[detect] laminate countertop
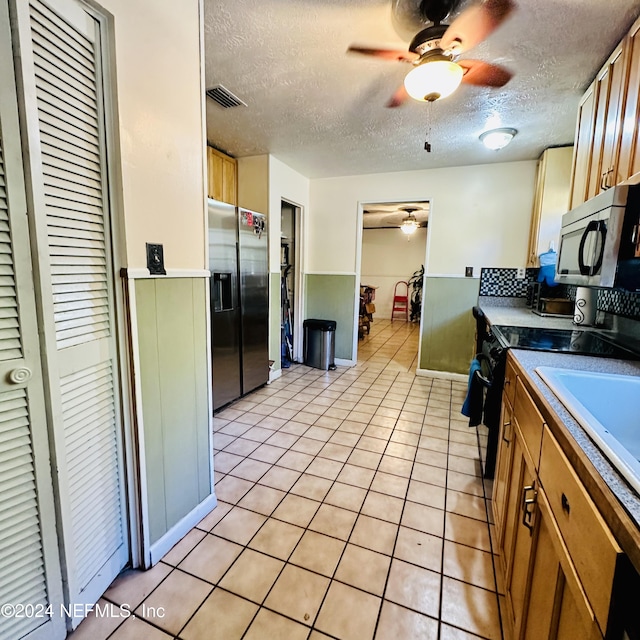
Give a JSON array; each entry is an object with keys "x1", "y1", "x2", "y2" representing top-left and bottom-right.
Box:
[
  {"x1": 480, "y1": 303, "x2": 640, "y2": 571},
  {"x1": 478, "y1": 303, "x2": 578, "y2": 330}
]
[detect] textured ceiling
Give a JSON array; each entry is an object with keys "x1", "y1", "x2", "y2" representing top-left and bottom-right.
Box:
[{"x1": 204, "y1": 0, "x2": 640, "y2": 179}]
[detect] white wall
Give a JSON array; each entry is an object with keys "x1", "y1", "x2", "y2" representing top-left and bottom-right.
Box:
[
  {"x1": 309, "y1": 161, "x2": 537, "y2": 276},
  {"x1": 102, "y1": 0, "x2": 205, "y2": 270},
  {"x1": 361, "y1": 227, "x2": 427, "y2": 318},
  {"x1": 268, "y1": 156, "x2": 311, "y2": 272}
]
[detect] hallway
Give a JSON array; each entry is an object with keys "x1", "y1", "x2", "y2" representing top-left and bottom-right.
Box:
[{"x1": 71, "y1": 320, "x2": 503, "y2": 640}]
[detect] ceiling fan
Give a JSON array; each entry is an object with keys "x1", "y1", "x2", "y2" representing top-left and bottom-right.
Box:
[{"x1": 348, "y1": 0, "x2": 514, "y2": 107}]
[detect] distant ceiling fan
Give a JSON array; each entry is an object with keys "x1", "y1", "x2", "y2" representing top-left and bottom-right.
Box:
[{"x1": 348, "y1": 0, "x2": 514, "y2": 107}]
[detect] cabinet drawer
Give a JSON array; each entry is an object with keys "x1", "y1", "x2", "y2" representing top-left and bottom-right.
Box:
[
  {"x1": 539, "y1": 427, "x2": 621, "y2": 632},
  {"x1": 504, "y1": 358, "x2": 517, "y2": 407},
  {"x1": 513, "y1": 378, "x2": 544, "y2": 468}
]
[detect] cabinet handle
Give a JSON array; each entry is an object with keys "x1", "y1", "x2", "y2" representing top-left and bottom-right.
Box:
[
  {"x1": 601, "y1": 171, "x2": 607, "y2": 191},
  {"x1": 521, "y1": 484, "x2": 538, "y2": 534},
  {"x1": 561, "y1": 492, "x2": 571, "y2": 515},
  {"x1": 502, "y1": 420, "x2": 512, "y2": 444},
  {"x1": 504, "y1": 378, "x2": 511, "y2": 387},
  {"x1": 602, "y1": 168, "x2": 614, "y2": 190}
]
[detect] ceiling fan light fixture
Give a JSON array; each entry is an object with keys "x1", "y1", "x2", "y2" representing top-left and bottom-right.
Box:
[
  {"x1": 401, "y1": 214, "x2": 419, "y2": 235},
  {"x1": 480, "y1": 127, "x2": 517, "y2": 150},
  {"x1": 404, "y1": 57, "x2": 464, "y2": 102}
]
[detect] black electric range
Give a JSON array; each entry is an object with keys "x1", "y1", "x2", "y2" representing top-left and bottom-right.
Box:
[{"x1": 492, "y1": 325, "x2": 640, "y2": 360}]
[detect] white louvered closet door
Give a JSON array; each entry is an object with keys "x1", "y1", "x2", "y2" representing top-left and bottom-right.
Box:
[
  {"x1": 0, "y1": 4, "x2": 65, "y2": 640},
  {"x1": 13, "y1": 0, "x2": 128, "y2": 627}
]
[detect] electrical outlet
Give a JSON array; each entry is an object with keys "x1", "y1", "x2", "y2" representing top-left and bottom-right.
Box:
[{"x1": 516, "y1": 267, "x2": 526, "y2": 280}]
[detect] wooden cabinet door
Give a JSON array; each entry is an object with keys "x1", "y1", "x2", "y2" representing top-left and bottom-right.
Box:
[
  {"x1": 207, "y1": 147, "x2": 237, "y2": 205},
  {"x1": 587, "y1": 43, "x2": 627, "y2": 200},
  {"x1": 526, "y1": 155, "x2": 546, "y2": 267},
  {"x1": 569, "y1": 83, "x2": 596, "y2": 208},
  {"x1": 618, "y1": 17, "x2": 640, "y2": 182},
  {"x1": 221, "y1": 155, "x2": 237, "y2": 205},
  {"x1": 502, "y1": 427, "x2": 537, "y2": 640},
  {"x1": 523, "y1": 491, "x2": 602, "y2": 640},
  {"x1": 493, "y1": 399, "x2": 514, "y2": 549},
  {"x1": 207, "y1": 147, "x2": 223, "y2": 201}
]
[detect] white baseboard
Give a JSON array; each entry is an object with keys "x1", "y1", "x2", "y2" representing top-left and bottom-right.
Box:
[
  {"x1": 335, "y1": 358, "x2": 356, "y2": 367},
  {"x1": 268, "y1": 368, "x2": 282, "y2": 383},
  {"x1": 148, "y1": 493, "x2": 218, "y2": 567},
  {"x1": 416, "y1": 368, "x2": 467, "y2": 383}
]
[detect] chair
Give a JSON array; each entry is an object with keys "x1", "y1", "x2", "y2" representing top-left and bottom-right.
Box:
[{"x1": 391, "y1": 281, "x2": 409, "y2": 321}]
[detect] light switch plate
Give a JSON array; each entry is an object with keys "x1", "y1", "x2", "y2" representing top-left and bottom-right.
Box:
[{"x1": 146, "y1": 243, "x2": 166, "y2": 275}]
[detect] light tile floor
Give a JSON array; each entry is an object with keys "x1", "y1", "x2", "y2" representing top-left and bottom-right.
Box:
[{"x1": 71, "y1": 319, "x2": 503, "y2": 640}]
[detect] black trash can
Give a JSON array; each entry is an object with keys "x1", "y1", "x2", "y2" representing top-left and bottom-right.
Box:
[{"x1": 303, "y1": 319, "x2": 337, "y2": 370}]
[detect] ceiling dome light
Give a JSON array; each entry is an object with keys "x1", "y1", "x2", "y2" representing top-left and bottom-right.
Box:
[
  {"x1": 480, "y1": 127, "x2": 517, "y2": 150},
  {"x1": 401, "y1": 214, "x2": 419, "y2": 235},
  {"x1": 404, "y1": 56, "x2": 464, "y2": 102}
]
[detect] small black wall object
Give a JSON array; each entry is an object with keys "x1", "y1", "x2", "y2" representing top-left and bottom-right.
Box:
[{"x1": 146, "y1": 243, "x2": 166, "y2": 275}]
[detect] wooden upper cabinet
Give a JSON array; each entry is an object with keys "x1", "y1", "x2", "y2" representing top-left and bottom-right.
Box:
[
  {"x1": 618, "y1": 17, "x2": 640, "y2": 182},
  {"x1": 589, "y1": 43, "x2": 627, "y2": 199},
  {"x1": 570, "y1": 14, "x2": 640, "y2": 207},
  {"x1": 527, "y1": 146, "x2": 573, "y2": 266},
  {"x1": 207, "y1": 146, "x2": 237, "y2": 205},
  {"x1": 569, "y1": 84, "x2": 596, "y2": 209}
]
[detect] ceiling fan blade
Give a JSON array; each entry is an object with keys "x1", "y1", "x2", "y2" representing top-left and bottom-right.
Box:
[
  {"x1": 347, "y1": 45, "x2": 419, "y2": 63},
  {"x1": 386, "y1": 85, "x2": 410, "y2": 108},
  {"x1": 459, "y1": 59, "x2": 512, "y2": 87},
  {"x1": 440, "y1": 0, "x2": 514, "y2": 54}
]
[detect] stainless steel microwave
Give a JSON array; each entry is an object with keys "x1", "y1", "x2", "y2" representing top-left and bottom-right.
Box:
[{"x1": 556, "y1": 184, "x2": 640, "y2": 290}]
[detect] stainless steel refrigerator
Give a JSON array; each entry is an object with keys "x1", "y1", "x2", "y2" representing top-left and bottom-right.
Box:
[{"x1": 208, "y1": 199, "x2": 269, "y2": 410}]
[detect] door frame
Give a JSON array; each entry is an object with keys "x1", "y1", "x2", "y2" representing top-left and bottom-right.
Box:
[
  {"x1": 281, "y1": 199, "x2": 305, "y2": 363},
  {"x1": 354, "y1": 198, "x2": 431, "y2": 368}
]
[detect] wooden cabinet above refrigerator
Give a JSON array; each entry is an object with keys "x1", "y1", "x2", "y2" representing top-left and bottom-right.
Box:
[{"x1": 207, "y1": 146, "x2": 238, "y2": 205}]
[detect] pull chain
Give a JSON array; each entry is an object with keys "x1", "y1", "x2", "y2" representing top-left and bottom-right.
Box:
[{"x1": 424, "y1": 101, "x2": 433, "y2": 152}]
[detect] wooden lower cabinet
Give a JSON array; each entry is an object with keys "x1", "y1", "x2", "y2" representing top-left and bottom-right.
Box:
[
  {"x1": 493, "y1": 399, "x2": 514, "y2": 546},
  {"x1": 501, "y1": 423, "x2": 536, "y2": 639},
  {"x1": 525, "y1": 491, "x2": 602, "y2": 640},
  {"x1": 494, "y1": 354, "x2": 620, "y2": 639}
]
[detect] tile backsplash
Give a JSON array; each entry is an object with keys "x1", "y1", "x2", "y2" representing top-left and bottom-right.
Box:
[
  {"x1": 479, "y1": 267, "x2": 640, "y2": 321},
  {"x1": 478, "y1": 268, "x2": 537, "y2": 297},
  {"x1": 596, "y1": 288, "x2": 640, "y2": 319}
]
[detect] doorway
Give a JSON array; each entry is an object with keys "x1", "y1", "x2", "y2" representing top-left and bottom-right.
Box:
[
  {"x1": 281, "y1": 200, "x2": 303, "y2": 365},
  {"x1": 356, "y1": 201, "x2": 429, "y2": 356}
]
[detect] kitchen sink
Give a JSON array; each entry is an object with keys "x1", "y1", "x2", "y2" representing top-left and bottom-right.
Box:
[{"x1": 536, "y1": 367, "x2": 640, "y2": 495}]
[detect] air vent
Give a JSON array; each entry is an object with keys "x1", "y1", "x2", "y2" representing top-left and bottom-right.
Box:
[{"x1": 206, "y1": 84, "x2": 247, "y2": 109}]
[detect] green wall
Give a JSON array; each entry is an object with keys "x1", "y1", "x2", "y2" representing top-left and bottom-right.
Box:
[
  {"x1": 305, "y1": 274, "x2": 356, "y2": 361},
  {"x1": 135, "y1": 278, "x2": 212, "y2": 544},
  {"x1": 420, "y1": 277, "x2": 479, "y2": 374}
]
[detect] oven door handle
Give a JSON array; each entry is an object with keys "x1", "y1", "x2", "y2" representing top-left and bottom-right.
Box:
[{"x1": 474, "y1": 354, "x2": 493, "y2": 388}]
